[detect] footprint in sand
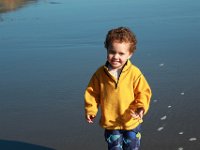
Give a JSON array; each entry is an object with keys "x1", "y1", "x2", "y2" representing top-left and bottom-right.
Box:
[
  {"x1": 157, "y1": 127, "x2": 164, "y2": 131},
  {"x1": 178, "y1": 132, "x2": 184, "y2": 135},
  {"x1": 168, "y1": 105, "x2": 172, "y2": 108},
  {"x1": 153, "y1": 99, "x2": 158, "y2": 103},
  {"x1": 159, "y1": 63, "x2": 164, "y2": 67},
  {"x1": 189, "y1": 137, "x2": 197, "y2": 141},
  {"x1": 160, "y1": 115, "x2": 167, "y2": 120}
]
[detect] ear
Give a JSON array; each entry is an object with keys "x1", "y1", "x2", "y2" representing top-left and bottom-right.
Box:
[{"x1": 128, "y1": 53, "x2": 133, "y2": 59}]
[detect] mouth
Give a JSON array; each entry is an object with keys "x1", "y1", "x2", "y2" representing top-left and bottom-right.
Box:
[{"x1": 111, "y1": 60, "x2": 120, "y2": 64}]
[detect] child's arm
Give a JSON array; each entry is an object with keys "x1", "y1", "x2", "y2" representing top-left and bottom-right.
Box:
[
  {"x1": 84, "y1": 73, "x2": 100, "y2": 124},
  {"x1": 130, "y1": 74, "x2": 152, "y2": 116}
]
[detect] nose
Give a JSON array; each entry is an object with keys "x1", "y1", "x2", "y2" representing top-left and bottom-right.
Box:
[{"x1": 113, "y1": 54, "x2": 119, "y2": 59}]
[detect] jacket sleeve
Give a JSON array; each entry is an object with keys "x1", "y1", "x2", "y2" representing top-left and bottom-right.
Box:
[
  {"x1": 84, "y1": 73, "x2": 100, "y2": 117},
  {"x1": 131, "y1": 74, "x2": 152, "y2": 114}
]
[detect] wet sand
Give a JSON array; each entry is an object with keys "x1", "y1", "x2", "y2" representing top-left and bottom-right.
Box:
[{"x1": 0, "y1": 0, "x2": 200, "y2": 149}]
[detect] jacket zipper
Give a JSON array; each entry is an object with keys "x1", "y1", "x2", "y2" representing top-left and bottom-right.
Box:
[
  {"x1": 104, "y1": 61, "x2": 127, "y2": 89},
  {"x1": 115, "y1": 70, "x2": 123, "y2": 89}
]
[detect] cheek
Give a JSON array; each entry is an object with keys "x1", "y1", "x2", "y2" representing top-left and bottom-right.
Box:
[
  {"x1": 121, "y1": 56, "x2": 129, "y2": 61},
  {"x1": 107, "y1": 54, "x2": 112, "y2": 59},
  {"x1": 107, "y1": 54, "x2": 109, "y2": 58}
]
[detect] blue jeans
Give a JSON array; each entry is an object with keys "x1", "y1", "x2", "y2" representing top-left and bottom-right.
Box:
[{"x1": 104, "y1": 125, "x2": 141, "y2": 150}]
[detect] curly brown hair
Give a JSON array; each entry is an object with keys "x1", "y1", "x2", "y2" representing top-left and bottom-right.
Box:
[{"x1": 104, "y1": 27, "x2": 137, "y2": 53}]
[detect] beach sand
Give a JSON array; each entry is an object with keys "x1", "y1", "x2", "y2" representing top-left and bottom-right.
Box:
[{"x1": 0, "y1": 0, "x2": 200, "y2": 149}]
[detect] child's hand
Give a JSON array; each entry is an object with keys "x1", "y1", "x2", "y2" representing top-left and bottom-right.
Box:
[
  {"x1": 130, "y1": 108, "x2": 144, "y2": 119},
  {"x1": 86, "y1": 115, "x2": 95, "y2": 124}
]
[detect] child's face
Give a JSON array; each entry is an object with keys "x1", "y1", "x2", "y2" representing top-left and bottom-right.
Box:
[{"x1": 107, "y1": 42, "x2": 133, "y2": 70}]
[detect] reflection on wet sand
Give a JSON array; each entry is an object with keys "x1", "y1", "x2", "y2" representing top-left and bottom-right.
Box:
[{"x1": 0, "y1": 0, "x2": 37, "y2": 14}]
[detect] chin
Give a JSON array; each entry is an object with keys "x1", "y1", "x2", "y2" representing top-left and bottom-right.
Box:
[{"x1": 112, "y1": 65, "x2": 122, "y2": 69}]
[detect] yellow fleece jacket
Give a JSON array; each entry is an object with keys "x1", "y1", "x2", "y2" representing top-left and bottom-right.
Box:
[{"x1": 84, "y1": 60, "x2": 152, "y2": 130}]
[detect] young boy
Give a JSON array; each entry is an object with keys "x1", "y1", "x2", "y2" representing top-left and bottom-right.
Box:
[{"x1": 84, "y1": 27, "x2": 152, "y2": 150}]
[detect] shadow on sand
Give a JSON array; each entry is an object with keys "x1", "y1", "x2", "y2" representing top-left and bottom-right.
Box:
[{"x1": 0, "y1": 139, "x2": 55, "y2": 150}]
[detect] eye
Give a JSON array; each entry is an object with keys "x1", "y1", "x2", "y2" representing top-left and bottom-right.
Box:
[
  {"x1": 119, "y1": 52, "x2": 125, "y2": 56},
  {"x1": 108, "y1": 50, "x2": 115, "y2": 54}
]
